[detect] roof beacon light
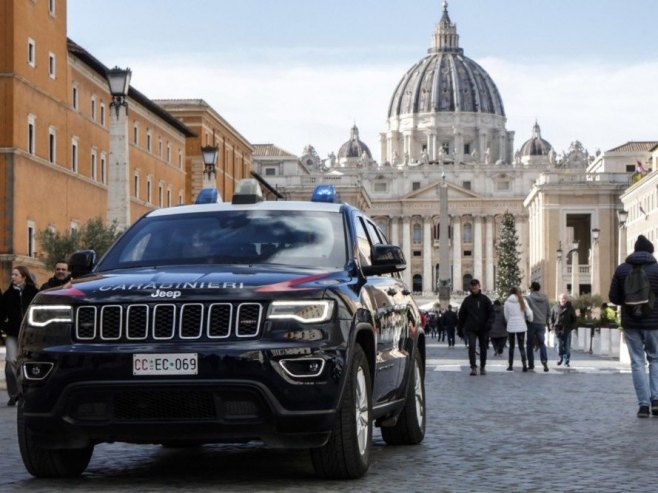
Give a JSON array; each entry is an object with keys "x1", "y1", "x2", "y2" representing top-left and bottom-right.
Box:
[
  {"x1": 311, "y1": 184, "x2": 339, "y2": 203},
  {"x1": 195, "y1": 188, "x2": 222, "y2": 204},
  {"x1": 232, "y1": 178, "x2": 264, "y2": 204}
]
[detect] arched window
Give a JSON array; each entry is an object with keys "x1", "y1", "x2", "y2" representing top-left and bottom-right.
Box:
[
  {"x1": 433, "y1": 223, "x2": 453, "y2": 240},
  {"x1": 413, "y1": 274, "x2": 423, "y2": 293},
  {"x1": 463, "y1": 223, "x2": 473, "y2": 243},
  {"x1": 412, "y1": 223, "x2": 422, "y2": 244},
  {"x1": 463, "y1": 274, "x2": 473, "y2": 291}
]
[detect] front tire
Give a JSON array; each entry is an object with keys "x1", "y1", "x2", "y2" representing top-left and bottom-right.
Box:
[
  {"x1": 381, "y1": 349, "x2": 425, "y2": 445},
  {"x1": 310, "y1": 345, "x2": 372, "y2": 479},
  {"x1": 17, "y1": 404, "x2": 94, "y2": 478}
]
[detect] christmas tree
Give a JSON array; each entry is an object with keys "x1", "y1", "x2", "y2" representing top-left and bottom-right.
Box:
[{"x1": 495, "y1": 211, "x2": 522, "y2": 299}]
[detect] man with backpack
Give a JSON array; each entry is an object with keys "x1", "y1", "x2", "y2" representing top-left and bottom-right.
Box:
[{"x1": 609, "y1": 234, "x2": 658, "y2": 418}]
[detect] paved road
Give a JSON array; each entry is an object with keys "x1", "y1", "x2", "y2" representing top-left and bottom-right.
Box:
[{"x1": 0, "y1": 342, "x2": 656, "y2": 492}]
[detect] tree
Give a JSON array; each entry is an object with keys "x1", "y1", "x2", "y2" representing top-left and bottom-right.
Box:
[
  {"x1": 37, "y1": 218, "x2": 121, "y2": 269},
  {"x1": 495, "y1": 212, "x2": 522, "y2": 299}
]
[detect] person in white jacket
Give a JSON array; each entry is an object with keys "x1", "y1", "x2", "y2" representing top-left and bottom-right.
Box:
[{"x1": 504, "y1": 287, "x2": 533, "y2": 372}]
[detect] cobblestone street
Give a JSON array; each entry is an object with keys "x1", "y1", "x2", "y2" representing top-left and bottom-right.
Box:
[{"x1": 1, "y1": 342, "x2": 656, "y2": 492}]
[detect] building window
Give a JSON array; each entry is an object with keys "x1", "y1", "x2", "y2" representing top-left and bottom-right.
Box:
[
  {"x1": 626, "y1": 164, "x2": 635, "y2": 173},
  {"x1": 71, "y1": 138, "x2": 78, "y2": 172},
  {"x1": 178, "y1": 150, "x2": 183, "y2": 169},
  {"x1": 27, "y1": 221, "x2": 36, "y2": 258},
  {"x1": 464, "y1": 250, "x2": 472, "y2": 257},
  {"x1": 167, "y1": 189, "x2": 172, "y2": 207},
  {"x1": 464, "y1": 143, "x2": 471, "y2": 155},
  {"x1": 158, "y1": 138, "x2": 163, "y2": 158},
  {"x1": 146, "y1": 132, "x2": 152, "y2": 152},
  {"x1": 72, "y1": 86, "x2": 78, "y2": 110},
  {"x1": 463, "y1": 223, "x2": 473, "y2": 243},
  {"x1": 48, "y1": 52, "x2": 56, "y2": 78},
  {"x1": 27, "y1": 38, "x2": 36, "y2": 67},
  {"x1": 27, "y1": 114, "x2": 36, "y2": 154},
  {"x1": 462, "y1": 181, "x2": 471, "y2": 190},
  {"x1": 497, "y1": 180, "x2": 510, "y2": 191},
  {"x1": 91, "y1": 150, "x2": 97, "y2": 181},
  {"x1": 374, "y1": 182, "x2": 387, "y2": 193},
  {"x1": 133, "y1": 124, "x2": 139, "y2": 145},
  {"x1": 90, "y1": 97, "x2": 96, "y2": 121},
  {"x1": 48, "y1": 127, "x2": 56, "y2": 163},
  {"x1": 412, "y1": 224, "x2": 422, "y2": 245},
  {"x1": 158, "y1": 184, "x2": 163, "y2": 206},
  {"x1": 442, "y1": 142, "x2": 450, "y2": 154},
  {"x1": 133, "y1": 173, "x2": 139, "y2": 198},
  {"x1": 100, "y1": 153, "x2": 107, "y2": 184},
  {"x1": 413, "y1": 251, "x2": 422, "y2": 257},
  {"x1": 166, "y1": 143, "x2": 171, "y2": 163},
  {"x1": 412, "y1": 182, "x2": 421, "y2": 191},
  {"x1": 146, "y1": 177, "x2": 152, "y2": 203},
  {"x1": 100, "y1": 103, "x2": 106, "y2": 126},
  {"x1": 178, "y1": 191, "x2": 183, "y2": 205},
  {"x1": 48, "y1": 0, "x2": 56, "y2": 16},
  {"x1": 264, "y1": 167, "x2": 277, "y2": 176}
]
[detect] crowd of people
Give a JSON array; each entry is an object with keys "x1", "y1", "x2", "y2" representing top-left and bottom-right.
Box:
[{"x1": 1, "y1": 261, "x2": 71, "y2": 406}]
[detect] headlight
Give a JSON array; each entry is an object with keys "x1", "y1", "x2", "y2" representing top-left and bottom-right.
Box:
[
  {"x1": 267, "y1": 301, "x2": 334, "y2": 323},
  {"x1": 27, "y1": 305, "x2": 72, "y2": 327}
]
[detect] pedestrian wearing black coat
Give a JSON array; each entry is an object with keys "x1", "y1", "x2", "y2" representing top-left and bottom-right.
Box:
[
  {"x1": 458, "y1": 279, "x2": 494, "y2": 375},
  {"x1": 549, "y1": 293, "x2": 577, "y2": 367},
  {"x1": 1, "y1": 266, "x2": 39, "y2": 406},
  {"x1": 608, "y1": 234, "x2": 658, "y2": 418}
]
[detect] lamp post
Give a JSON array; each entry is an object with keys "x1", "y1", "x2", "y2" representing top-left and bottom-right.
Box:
[
  {"x1": 591, "y1": 228, "x2": 600, "y2": 296},
  {"x1": 555, "y1": 242, "x2": 563, "y2": 300},
  {"x1": 106, "y1": 66, "x2": 132, "y2": 230},
  {"x1": 617, "y1": 209, "x2": 628, "y2": 265},
  {"x1": 201, "y1": 145, "x2": 218, "y2": 183},
  {"x1": 568, "y1": 240, "x2": 580, "y2": 297}
]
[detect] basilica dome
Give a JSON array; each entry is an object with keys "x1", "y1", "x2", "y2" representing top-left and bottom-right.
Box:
[
  {"x1": 388, "y1": 3, "x2": 505, "y2": 119},
  {"x1": 519, "y1": 121, "x2": 553, "y2": 156},
  {"x1": 338, "y1": 124, "x2": 372, "y2": 159}
]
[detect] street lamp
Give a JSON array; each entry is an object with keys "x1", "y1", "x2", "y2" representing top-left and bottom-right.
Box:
[
  {"x1": 555, "y1": 242, "x2": 563, "y2": 300},
  {"x1": 591, "y1": 228, "x2": 600, "y2": 296},
  {"x1": 568, "y1": 240, "x2": 580, "y2": 297},
  {"x1": 201, "y1": 145, "x2": 218, "y2": 178},
  {"x1": 617, "y1": 209, "x2": 628, "y2": 264},
  {"x1": 106, "y1": 66, "x2": 132, "y2": 118}
]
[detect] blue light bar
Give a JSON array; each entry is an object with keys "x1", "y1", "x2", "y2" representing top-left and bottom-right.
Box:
[
  {"x1": 195, "y1": 188, "x2": 222, "y2": 204},
  {"x1": 311, "y1": 184, "x2": 339, "y2": 203}
]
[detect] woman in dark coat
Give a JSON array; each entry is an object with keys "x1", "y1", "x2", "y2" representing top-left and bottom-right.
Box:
[
  {"x1": 489, "y1": 300, "x2": 508, "y2": 356},
  {"x1": 549, "y1": 292, "x2": 578, "y2": 367},
  {"x1": 2, "y1": 265, "x2": 39, "y2": 406}
]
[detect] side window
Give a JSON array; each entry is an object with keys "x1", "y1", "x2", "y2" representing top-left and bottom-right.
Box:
[
  {"x1": 355, "y1": 217, "x2": 372, "y2": 267},
  {"x1": 363, "y1": 218, "x2": 385, "y2": 246}
]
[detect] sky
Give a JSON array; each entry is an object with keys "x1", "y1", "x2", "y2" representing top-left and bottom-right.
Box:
[{"x1": 67, "y1": 0, "x2": 658, "y2": 161}]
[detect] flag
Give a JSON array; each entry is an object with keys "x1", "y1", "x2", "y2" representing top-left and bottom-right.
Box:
[{"x1": 636, "y1": 160, "x2": 646, "y2": 173}]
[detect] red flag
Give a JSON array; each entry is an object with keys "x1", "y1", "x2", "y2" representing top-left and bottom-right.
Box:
[{"x1": 636, "y1": 160, "x2": 646, "y2": 173}]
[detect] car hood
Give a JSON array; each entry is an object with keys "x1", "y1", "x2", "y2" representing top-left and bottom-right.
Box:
[{"x1": 36, "y1": 265, "x2": 350, "y2": 303}]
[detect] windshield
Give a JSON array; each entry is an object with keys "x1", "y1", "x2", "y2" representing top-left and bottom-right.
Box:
[{"x1": 98, "y1": 210, "x2": 347, "y2": 270}]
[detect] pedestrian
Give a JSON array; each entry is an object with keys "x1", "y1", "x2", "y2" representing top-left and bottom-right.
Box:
[
  {"x1": 489, "y1": 299, "x2": 507, "y2": 356},
  {"x1": 504, "y1": 287, "x2": 533, "y2": 372},
  {"x1": 442, "y1": 304, "x2": 458, "y2": 347},
  {"x1": 427, "y1": 311, "x2": 438, "y2": 339},
  {"x1": 608, "y1": 234, "x2": 658, "y2": 418},
  {"x1": 1, "y1": 266, "x2": 39, "y2": 406},
  {"x1": 457, "y1": 279, "x2": 494, "y2": 376},
  {"x1": 525, "y1": 281, "x2": 551, "y2": 372},
  {"x1": 436, "y1": 307, "x2": 446, "y2": 342},
  {"x1": 549, "y1": 292, "x2": 577, "y2": 367},
  {"x1": 40, "y1": 260, "x2": 71, "y2": 290}
]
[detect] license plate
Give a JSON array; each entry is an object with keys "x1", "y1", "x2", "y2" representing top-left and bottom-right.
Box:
[{"x1": 133, "y1": 353, "x2": 198, "y2": 375}]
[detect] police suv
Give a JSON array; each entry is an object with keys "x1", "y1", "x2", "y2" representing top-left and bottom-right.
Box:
[{"x1": 17, "y1": 180, "x2": 425, "y2": 479}]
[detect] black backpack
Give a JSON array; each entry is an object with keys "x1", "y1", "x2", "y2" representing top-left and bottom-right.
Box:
[{"x1": 624, "y1": 264, "x2": 656, "y2": 319}]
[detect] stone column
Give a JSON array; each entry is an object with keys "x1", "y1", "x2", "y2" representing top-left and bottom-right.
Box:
[
  {"x1": 452, "y1": 218, "x2": 462, "y2": 291},
  {"x1": 390, "y1": 216, "x2": 400, "y2": 247},
  {"x1": 423, "y1": 216, "x2": 433, "y2": 294},
  {"x1": 402, "y1": 216, "x2": 412, "y2": 288},
  {"x1": 108, "y1": 102, "x2": 130, "y2": 230},
  {"x1": 571, "y1": 249, "x2": 580, "y2": 297},
  {"x1": 485, "y1": 216, "x2": 494, "y2": 290},
  {"x1": 474, "y1": 215, "x2": 483, "y2": 287}
]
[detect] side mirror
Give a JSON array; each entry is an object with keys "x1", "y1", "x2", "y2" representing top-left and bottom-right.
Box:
[
  {"x1": 69, "y1": 250, "x2": 96, "y2": 278},
  {"x1": 362, "y1": 244, "x2": 406, "y2": 276}
]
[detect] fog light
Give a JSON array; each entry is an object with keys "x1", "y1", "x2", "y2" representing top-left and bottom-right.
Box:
[
  {"x1": 22, "y1": 362, "x2": 54, "y2": 381},
  {"x1": 279, "y1": 358, "x2": 325, "y2": 378}
]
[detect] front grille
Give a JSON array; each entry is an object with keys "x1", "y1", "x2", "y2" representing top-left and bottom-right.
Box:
[{"x1": 75, "y1": 302, "x2": 263, "y2": 342}]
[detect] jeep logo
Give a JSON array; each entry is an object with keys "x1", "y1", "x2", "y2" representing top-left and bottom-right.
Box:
[{"x1": 150, "y1": 289, "x2": 182, "y2": 299}]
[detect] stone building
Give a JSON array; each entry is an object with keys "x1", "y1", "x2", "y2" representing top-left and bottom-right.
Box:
[{"x1": 253, "y1": 2, "x2": 642, "y2": 303}]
